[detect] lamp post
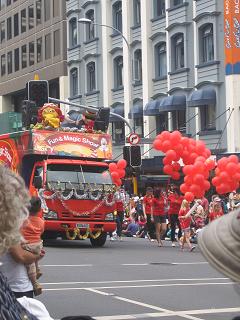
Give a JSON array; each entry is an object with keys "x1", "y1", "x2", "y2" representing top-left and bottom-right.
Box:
[{"x1": 78, "y1": 18, "x2": 133, "y2": 136}]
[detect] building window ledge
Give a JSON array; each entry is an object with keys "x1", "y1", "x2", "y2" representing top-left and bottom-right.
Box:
[
  {"x1": 168, "y1": 68, "x2": 189, "y2": 76},
  {"x1": 195, "y1": 60, "x2": 220, "y2": 69},
  {"x1": 153, "y1": 76, "x2": 167, "y2": 82},
  {"x1": 68, "y1": 44, "x2": 81, "y2": 51},
  {"x1": 166, "y1": 2, "x2": 189, "y2": 12},
  {"x1": 133, "y1": 81, "x2": 142, "y2": 87},
  {"x1": 85, "y1": 90, "x2": 100, "y2": 97},
  {"x1": 198, "y1": 129, "x2": 222, "y2": 136},
  {"x1": 110, "y1": 32, "x2": 122, "y2": 38},
  {"x1": 112, "y1": 86, "x2": 124, "y2": 92},
  {"x1": 151, "y1": 15, "x2": 166, "y2": 23},
  {"x1": 83, "y1": 37, "x2": 99, "y2": 45},
  {"x1": 131, "y1": 24, "x2": 141, "y2": 30},
  {"x1": 69, "y1": 94, "x2": 82, "y2": 101}
]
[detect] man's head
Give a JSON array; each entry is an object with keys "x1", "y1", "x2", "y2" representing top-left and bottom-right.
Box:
[{"x1": 29, "y1": 196, "x2": 42, "y2": 216}]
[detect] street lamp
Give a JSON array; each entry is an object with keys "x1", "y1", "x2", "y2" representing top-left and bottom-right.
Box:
[{"x1": 78, "y1": 18, "x2": 133, "y2": 135}]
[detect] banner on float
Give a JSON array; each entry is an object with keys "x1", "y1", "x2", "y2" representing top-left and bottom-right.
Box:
[
  {"x1": 224, "y1": 0, "x2": 240, "y2": 75},
  {"x1": 32, "y1": 130, "x2": 112, "y2": 159}
]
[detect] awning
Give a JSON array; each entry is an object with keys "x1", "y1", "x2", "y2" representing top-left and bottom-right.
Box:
[
  {"x1": 144, "y1": 100, "x2": 162, "y2": 116},
  {"x1": 110, "y1": 104, "x2": 124, "y2": 122},
  {"x1": 128, "y1": 103, "x2": 143, "y2": 119},
  {"x1": 187, "y1": 88, "x2": 216, "y2": 107},
  {"x1": 159, "y1": 95, "x2": 186, "y2": 112}
]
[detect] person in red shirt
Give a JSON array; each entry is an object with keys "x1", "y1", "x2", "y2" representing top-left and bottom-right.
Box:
[
  {"x1": 209, "y1": 200, "x2": 223, "y2": 222},
  {"x1": 114, "y1": 188, "x2": 127, "y2": 241},
  {"x1": 21, "y1": 196, "x2": 45, "y2": 296},
  {"x1": 168, "y1": 187, "x2": 183, "y2": 247},
  {"x1": 178, "y1": 199, "x2": 198, "y2": 252},
  {"x1": 143, "y1": 187, "x2": 154, "y2": 241},
  {"x1": 152, "y1": 190, "x2": 166, "y2": 246}
]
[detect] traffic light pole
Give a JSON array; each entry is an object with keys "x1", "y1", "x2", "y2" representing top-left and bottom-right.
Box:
[{"x1": 49, "y1": 97, "x2": 133, "y2": 133}]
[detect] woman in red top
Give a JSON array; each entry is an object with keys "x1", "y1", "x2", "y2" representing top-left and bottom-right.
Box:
[
  {"x1": 209, "y1": 201, "x2": 223, "y2": 222},
  {"x1": 178, "y1": 199, "x2": 197, "y2": 252},
  {"x1": 152, "y1": 190, "x2": 166, "y2": 246},
  {"x1": 168, "y1": 188, "x2": 183, "y2": 247},
  {"x1": 143, "y1": 187, "x2": 154, "y2": 241}
]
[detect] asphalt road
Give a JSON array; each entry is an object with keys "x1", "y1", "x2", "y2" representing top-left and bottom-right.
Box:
[{"x1": 37, "y1": 237, "x2": 240, "y2": 320}]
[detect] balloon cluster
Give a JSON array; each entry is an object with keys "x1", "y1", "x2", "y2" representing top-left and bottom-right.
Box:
[
  {"x1": 212, "y1": 155, "x2": 240, "y2": 194},
  {"x1": 109, "y1": 159, "x2": 127, "y2": 186},
  {"x1": 153, "y1": 130, "x2": 215, "y2": 200}
]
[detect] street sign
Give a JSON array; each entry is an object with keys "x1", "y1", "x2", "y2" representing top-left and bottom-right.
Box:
[{"x1": 129, "y1": 133, "x2": 140, "y2": 145}]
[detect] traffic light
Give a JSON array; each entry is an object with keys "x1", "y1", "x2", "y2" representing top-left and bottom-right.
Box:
[
  {"x1": 123, "y1": 146, "x2": 142, "y2": 167},
  {"x1": 27, "y1": 80, "x2": 49, "y2": 108},
  {"x1": 21, "y1": 100, "x2": 38, "y2": 129}
]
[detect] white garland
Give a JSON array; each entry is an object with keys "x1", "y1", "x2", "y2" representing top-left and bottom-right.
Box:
[
  {"x1": 56, "y1": 190, "x2": 74, "y2": 201},
  {"x1": 73, "y1": 189, "x2": 88, "y2": 200},
  {"x1": 89, "y1": 190, "x2": 102, "y2": 201}
]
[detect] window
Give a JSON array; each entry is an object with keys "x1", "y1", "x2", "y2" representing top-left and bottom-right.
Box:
[
  {"x1": 14, "y1": 13, "x2": 19, "y2": 36},
  {"x1": 1, "y1": 54, "x2": 5, "y2": 76},
  {"x1": 172, "y1": 33, "x2": 184, "y2": 70},
  {"x1": 7, "y1": 17, "x2": 11, "y2": 40},
  {"x1": 14, "y1": 48, "x2": 19, "y2": 71},
  {"x1": 114, "y1": 56, "x2": 123, "y2": 89},
  {"x1": 28, "y1": 5, "x2": 34, "y2": 30},
  {"x1": 29, "y1": 41, "x2": 34, "y2": 66},
  {"x1": 155, "y1": 42, "x2": 167, "y2": 77},
  {"x1": 7, "y1": 51, "x2": 12, "y2": 74},
  {"x1": 21, "y1": 9, "x2": 26, "y2": 33},
  {"x1": 133, "y1": 49, "x2": 142, "y2": 83},
  {"x1": 200, "y1": 24, "x2": 214, "y2": 63},
  {"x1": 154, "y1": 0, "x2": 165, "y2": 18},
  {"x1": 0, "y1": 21, "x2": 5, "y2": 43},
  {"x1": 69, "y1": 18, "x2": 77, "y2": 47},
  {"x1": 110, "y1": 121, "x2": 125, "y2": 144},
  {"x1": 21, "y1": 44, "x2": 27, "y2": 68},
  {"x1": 87, "y1": 62, "x2": 96, "y2": 92},
  {"x1": 54, "y1": 29, "x2": 60, "y2": 56},
  {"x1": 45, "y1": 33, "x2": 51, "y2": 59},
  {"x1": 172, "y1": 110, "x2": 186, "y2": 132},
  {"x1": 36, "y1": 0, "x2": 42, "y2": 25},
  {"x1": 171, "y1": 0, "x2": 183, "y2": 6},
  {"x1": 113, "y1": 1, "x2": 122, "y2": 32},
  {"x1": 6, "y1": 0, "x2": 10, "y2": 5},
  {"x1": 200, "y1": 105, "x2": 216, "y2": 131},
  {"x1": 133, "y1": 0, "x2": 141, "y2": 25},
  {"x1": 134, "y1": 116, "x2": 143, "y2": 137},
  {"x1": 156, "y1": 113, "x2": 168, "y2": 133},
  {"x1": 44, "y1": 0, "x2": 50, "y2": 21},
  {"x1": 70, "y1": 68, "x2": 78, "y2": 97},
  {"x1": 37, "y1": 37, "x2": 42, "y2": 62},
  {"x1": 53, "y1": 0, "x2": 59, "y2": 17},
  {"x1": 85, "y1": 10, "x2": 95, "y2": 41}
]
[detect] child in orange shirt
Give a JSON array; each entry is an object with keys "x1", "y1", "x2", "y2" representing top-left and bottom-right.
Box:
[{"x1": 21, "y1": 196, "x2": 45, "y2": 296}]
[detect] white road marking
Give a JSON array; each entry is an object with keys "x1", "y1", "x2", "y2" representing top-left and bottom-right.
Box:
[
  {"x1": 171, "y1": 262, "x2": 208, "y2": 265},
  {"x1": 84, "y1": 288, "x2": 114, "y2": 296},
  {"x1": 43, "y1": 281, "x2": 232, "y2": 291},
  {"x1": 122, "y1": 262, "x2": 208, "y2": 266},
  {"x1": 122, "y1": 263, "x2": 149, "y2": 266},
  {"x1": 41, "y1": 277, "x2": 228, "y2": 286},
  {"x1": 41, "y1": 264, "x2": 93, "y2": 267}
]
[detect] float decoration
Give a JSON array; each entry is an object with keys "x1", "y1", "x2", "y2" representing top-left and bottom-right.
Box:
[
  {"x1": 109, "y1": 159, "x2": 127, "y2": 186},
  {"x1": 33, "y1": 103, "x2": 64, "y2": 130}
]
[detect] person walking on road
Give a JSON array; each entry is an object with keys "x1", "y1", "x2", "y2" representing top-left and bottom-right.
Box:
[
  {"x1": 114, "y1": 188, "x2": 127, "y2": 241},
  {"x1": 152, "y1": 190, "x2": 167, "y2": 247},
  {"x1": 168, "y1": 188, "x2": 183, "y2": 247},
  {"x1": 143, "y1": 187, "x2": 155, "y2": 242}
]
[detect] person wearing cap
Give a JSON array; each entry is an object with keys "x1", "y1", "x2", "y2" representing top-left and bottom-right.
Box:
[
  {"x1": 143, "y1": 187, "x2": 155, "y2": 242},
  {"x1": 198, "y1": 208, "x2": 240, "y2": 318}
]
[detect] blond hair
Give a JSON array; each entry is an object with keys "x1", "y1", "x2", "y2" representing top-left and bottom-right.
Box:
[
  {"x1": 0, "y1": 165, "x2": 30, "y2": 255},
  {"x1": 181, "y1": 199, "x2": 189, "y2": 210}
]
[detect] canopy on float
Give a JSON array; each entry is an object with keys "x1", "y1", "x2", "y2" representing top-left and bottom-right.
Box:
[
  {"x1": 159, "y1": 95, "x2": 186, "y2": 112},
  {"x1": 187, "y1": 88, "x2": 216, "y2": 107},
  {"x1": 128, "y1": 103, "x2": 143, "y2": 119},
  {"x1": 109, "y1": 104, "x2": 124, "y2": 122}
]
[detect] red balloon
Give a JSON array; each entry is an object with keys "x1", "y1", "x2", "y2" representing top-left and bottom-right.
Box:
[
  {"x1": 161, "y1": 131, "x2": 171, "y2": 140},
  {"x1": 202, "y1": 170, "x2": 210, "y2": 179},
  {"x1": 184, "y1": 192, "x2": 194, "y2": 202},
  {"x1": 205, "y1": 149, "x2": 211, "y2": 157},
  {"x1": 218, "y1": 157, "x2": 229, "y2": 170},
  {"x1": 183, "y1": 165, "x2": 194, "y2": 176},
  {"x1": 118, "y1": 169, "x2": 126, "y2": 178},
  {"x1": 212, "y1": 176, "x2": 221, "y2": 186},
  {"x1": 233, "y1": 173, "x2": 240, "y2": 181},
  {"x1": 196, "y1": 141, "x2": 206, "y2": 154},
  {"x1": 189, "y1": 153, "x2": 198, "y2": 164},
  {"x1": 171, "y1": 130, "x2": 182, "y2": 141},
  {"x1": 188, "y1": 144, "x2": 197, "y2": 153},
  {"x1": 115, "y1": 179, "x2": 122, "y2": 186},
  {"x1": 180, "y1": 183, "x2": 188, "y2": 194},
  {"x1": 229, "y1": 155, "x2": 239, "y2": 164},
  {"x1": 184, "y1": 175, "x2": 193, "y2": 185},
  {"x1": 181, "y1": 137, "x2": 190, "y2": 147},
  {"x1": 117, "y1": 159, "x2": 127, "y2": 169},
  {"x1": 219, "y1": 171, "x2": 230, "y2": 182},
  {"x1": 166, "y1": 150, "x2": 177, "y2": 161},
  {"x1": 190, "y1": 184, "x2": 201, "y2": 195},
  {"x1": 173, "y1": 144, "x2": 184, "y2": 156},
  {"x1": 163, "y1": 157, "x2": 172, "y2": 165},
  {"x1": 153, "y1": 139, "x2": 162, "y2": 151},
  {"x1": 172, "y1": 162, "x2": 181, "y2": 171},
  {"x1": 111, "y1": 171, "x2": 119, "y2": 180},
  {"x1": 196, "y1": 156, "x2": 206, "y2": 163},
  {"x1": 226, "y1": 162, "x2": 238, "y2": 175},
  {"x1": 171, "y1": 171, "x2": 180, "y2": 180},
  {"x1": 203, "y1": 180, "x2": 211, "y2": 190},
  {"x1": 215, "y1": 167, "x2": 220, "y2": 176},
  {"x1": 217, "y1": 183, "x2": 228, "y2": 195},
  {"x1": 109, "y1": 163, "x2": 118, "y2": 172},
  {"x1": 193, "y1": 161, "x2": 205, "y2": 174},
  {"x1": 162, "y1": 140, "x2": 172, "y2": 152},
  {"x1": 193, "y1": 174, "x2": 205, "y2": 185},
  {"x1": 205, "y1": 159, "x2": 215, "y2": 171},
  {"x1": 163, "y1": 164, "x2": 173, "y2": 175}
]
